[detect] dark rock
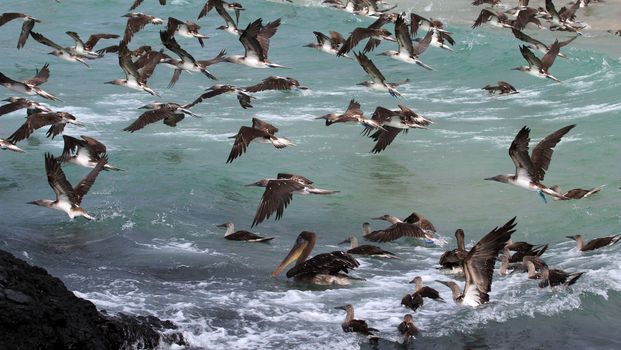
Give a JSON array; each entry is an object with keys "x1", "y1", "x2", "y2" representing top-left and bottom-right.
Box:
[{"x1": 0, "y1": 249, "x2": 187, "y2": 350}]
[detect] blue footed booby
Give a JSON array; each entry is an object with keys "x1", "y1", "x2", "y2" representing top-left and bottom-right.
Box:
[
  {"x1": 225, "y1": 117, "x2": 292, "y2": 163},
  {"x1": 106, "y1": 44, "x2": 161, "y2": 96},
  {"x1": 401, "y1": 276, "x2": 445, "y2": 311},
  {"x1": 0, "y1": 12, "x2": 40, "y2": 49},
  {"x1": 224, "y1": 18, "x2": 287, "y2": 68},
  {"x1": 483, "y1": 81, "x2": 518, "y2": 94},
  {"x1": 436, "y1": 217, "x2": 517, "y2": 307},
  {"x1": 338, "y1": 235, "x2": 398, "y2": 259},
  {"x1": 198, "y1": 0, "x2": 243, "y2": 35},
  {"x1": 124, "y1": 103, "x2": 197, "y2": 132},
  {"x1": 7, "y1": 111, "x2": 83, "y2": 143},
  {"x1": 335, "y1": 304, "x2": 378, "y2": 340},
  {"x1": 364, "y1": 212, "x2": 444, "y2": 245},
  {"x1": 65, "y1": 32, "x2": 119, "y2": 59},
  {"x1": 0, "y1": 64, "x2": 59, "y2": 101},
  {"x1": 29, "y1": 153, "x2": 107, "y2": 221},
  {"x1": 272, "y1": 231, "x2": 360, "y2": 285},
  {"x1": 354, "y1": 52, "x2": 407, "y2": 97},
  {"x1": 121, "y1": 12, "x2": 163, "y2": 45},
  {"x1": 439, "y1": 229, "x2": 468, "y2": 272},
  {"x1": 315, "y1": 99, "x2": 381, "y2": 129},
  {"x1": 217, "y1": 222, "x2": 274, "y2": 242},
  {"x1": 566, "y1": 234, "x2": 621, "y2": 252},
  {"x1": 57, "y1": 135, "x2": 123, "y2": 171},
  {"x1": 0, "y1": 138, "x2": 25, "y2": 153},
  {"x1": 550, "y1": 185, "x2": 603, "y2": 200},
  {"x1": 30, "y1": 32, "x2": 91, "y2": 67},
  {"x1": 187, "y1": 84, "x2": 253, "y2": 109},
  {"x1": 398, "y1": 314, "x2": 419, "y2": 343},
  {"x1": 0, "y1": 97, "x2": 51, "y2": 117},
  {"x1": 304, "y1": 31, "x2": 348, "y2": 57},
  {"x1": 485, "y1": 125, "x2": 575, "y2": 202},
  {"x1": 513, "y1": 41, "x2": 562, "y2": 82},
  {"x1": 166, "y1": 17, "x2": 209, "y2": 47},
  {"x1": 246, "y1": 173, "x2": 338, "y2": 227},
  {"x1": 378, "y1": 15, "x2": 433, "y2": 71}
]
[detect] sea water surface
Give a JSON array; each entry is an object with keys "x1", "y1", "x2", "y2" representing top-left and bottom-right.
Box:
[{"x1": 1, "y1": 0, "x2": 621, "y2": 349}]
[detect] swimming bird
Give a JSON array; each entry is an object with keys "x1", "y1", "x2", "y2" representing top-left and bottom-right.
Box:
[
  {"x1": 362, "y1": 105, "x2": 432, "y2": 153},
  {"x1": 337, "y1": 27, "x2": 395, "y2": 56},
  {"x1": 513, "y1": 40, "x2": 563, "y2": 82},
  {"x1": 217, "y1": 222, "x2": 274, "y2": 242},
  {"x1": 160, "y1": 30, "x2": 224, "y2": 87},
  {"x1": 123, "y1": 102, "x2": 197, "y2": 132},
  {"x1": 122, "y1": 12, "x2": 163, "y2": 44},
  {"x1": 57, "y1": 135, "x2": 123, "y2": 171},
  {"x1": 0, "y1": 64, "x2": 59, "y2": 101},
  {"x1": 482, "y1": 81, "x2": 518, "y2": 94},
  {"x1": 65, "y1": 32, "x2": 119, "y2": 59},
  {"x1": 472, "y1": 0, "x2": 501, "y2": 6},
  {"x1": 335, "y1": 304, "x2": 378, "y2": 338},
  {"x1": 245, "y1": 76, "x2": 307, "y2": 93},
  {"x1": 0, "y1": 97, "x2": 52, "y2": 117},
  {"x1": 550, "y1": 185, "x2": 603, "y2": 200},
  {"x1": 527, "y1": 256, "x2": 584, "y2": 288},
  {"x1": 566, "y1": 234, "x2": 621, "y2": 252},
  {"x1": 272, "y1": 231, "x2": 360, "y2": 285},
  {"x1": 30, "y1": 32, "x2": 91, "y2": 67},
  {"x1": 485, "y1": 125, "x2": 575, "y2": 202},
  {"x1": 198, "y1": 0, "x2": 242, "y2": 35},
  {"x1": 378, "y1": 15, "x2": 433, "y2": 70},
  {"x1": 354, "y1": 52, "x2": 404, "y2": 97},
  {"x1": 106, "y1": 44, "x2": 160, "y2": 96},
  {"x1": 166, "y1": 17, "x2": 209, "y2": 47},
  {"x1": 436, "y1": 217, "x2": 517, "y2": 307},
  {"x1": 0, "y1": 12, "x2": 40, "y2": 49},
  {"x1": 398, "y1": 314, "x2": 419, "y2": 343},
  {"x1": 505, "y1": 240, "x2": 548, "y2": 263},
  {"x1": 246, "y1": 173, "x2": 339, "y2": 227},
  {"x1": 226, "y1": 117, "x2": 292, "y2": 163},
  {"x1": 224, "y1": 18, "x2": 286, "y2": 68},
  {"x1": 7, "y1": 111, "x2": 83, "y2": 143},
  {"x1": 129, "y1": 0, "x2": 166, "y2": 11},
  {"x1": 401, "y1": 276, "x2": 445, "y2": 311},
  {"x1": 364, "y1": 212, "x2": 441, "y2": 244},
  {"x1": 472, "y1": 9, "x2": 515, "y2": 29},
  {"x1": 0, "y1": 138, "x2": 25, "y2": 153},
  {"x1": 304, "y1": 31, "x2": 348, "y2": 57},
  {"x1": 338, "y1": 235, "x2": 399, "y2": 259},
  {"x1": 187, "y1": 84, "x2": 253, "y2": 109},
  {"x1": 608, "y1": 29, "x2": 621, "y2": 36},
  {"x1": 439, "y1": 229, "x2": 468, "y2": 272},
  {"x1": 29, "y1": 153, "x2": 107, "y2": 221},
  {"x1": 315, "y1": 99, "x2": 381, "y2": 129}
]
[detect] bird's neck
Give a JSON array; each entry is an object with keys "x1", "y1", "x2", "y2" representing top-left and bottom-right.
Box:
[
  {"x1": 350, "y1": 237, "x2": 359, "y2": 249},
  {"x1": 224, "y1": 224, "x2": 235, "y2": 236}
]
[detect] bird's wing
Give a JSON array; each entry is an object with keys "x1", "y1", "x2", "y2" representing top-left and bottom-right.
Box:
[
  {"x1": 17, "y1": 19, "x2": 35, "y2": 49},
  {"x1": 0, "y1": 12, "x2": 27, "y2": 26},
  {"x1": 530, "y1": 124, "x2": 575, "y2": 181},
  {"x1": 124, "y1": 15, "x2": 153, "y2": 44},
  {"x1": 395, "y1": 15, "x2": 414, "y2": 56},
  {"x1": 286, "y1": 251, "x2": 359, "y2": 278},
  {"x1": 252, "y1": 117, "x2": 278, "y2": 134},
  {"x1": 30, "y1": 31, "x2": 64, "y2": 50},
  {"x1": 239, "y1": 19, "x2": 265, "y2": 60},
  {"x1": 472, "y1": 9, "x2": 494, "y2": 28},
  {"x1": 411, "y1": 29, "x2": 433, "y2": 56},
  {"x1": 508, "y1": 126, "x2": 536, "y2": 180},
  {"x1": 251, "y1": 179, "x2": 305, "y2": 226},
  {"x1": 539, "y1": 40, "x2": 560, "y2": 72},
  {"x1": 80, "y1": 135, "x2": 107, "y2": 154},
  {"x1": 338, "y1": 28, "x2": 375, "y2": 56},
  {"x1": 7, "y1": 112, "x2": 62, "y2": 143},
  {"x1": 25, "y1": 63, "x2": 50, "y2": 86},
  {"x1": 369, "y1": 126, "x2": 402, "y2": 154},
  {"x1": 519, "y1": 45, "x2": 543, "y2": 69},
  {"x1": 355, "y1": 52, "x2": 386, "y2": 84},
  {"x1": 73, "y1": 155, "x2": 107, "y2": 205},
  {"x1": 365, "y1": 222, "x2": 426, "y2": 243},
  {"x1": 45, "y1": 153, "x2": 78, "y2": 203},
  {"x1": 226, "y1": 126, "x2": 269, "y2": 163},
  {"x1": 123, "y1": 108, "x2": 175, "y2": 132},
  {"x1": 0, "y1": 99, "x2": 29, "y2": 116},
  {"x1": 245, "y1": 76, "x2": 290, "y2": 92},
  {"x1": 160, "y1": 30, "x2": 195, "y2": 63},
  {"x1": 84, "y1": 33, "x2": 119, "y2": 51}
]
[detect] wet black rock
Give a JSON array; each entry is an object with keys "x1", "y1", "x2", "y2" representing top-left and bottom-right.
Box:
[{"x1": 0, "y1": 249, "x2": 187, "y2": 350}]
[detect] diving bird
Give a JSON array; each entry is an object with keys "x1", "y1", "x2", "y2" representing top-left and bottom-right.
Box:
[
  {"x1": 378, "y1": 15, "x2": 433, "y2": 70},
  {"x1": 246, "y1": 173, "x2": 339, "y2": 227},
  {"x1": 160, "y1": 30, "x2": 224, "y2": 87},
  {"x1": 354, "y1": 52, "x2": 405, "y2": 97},
  {"x1": 401, "y1": 276, "x2": 445, "y2": 311},
  {"x1": 0, "y1": 97, "x2": 52, "y2": 117},
  {"x1": 436, "y1": 217, "x2": 517, "y2": 307},
  {"x1": 550, "y1": 185, "x2": 603, "y2": 200},
  {"x1": 566, "y1": 234, "x2": 621, "y2": 252},
  {"x1": 122, "y1": 12, "x2": 163, "y2": 45},
  {"x1": 272, "y1": 231, "x2": 360, "y2": 285},
  {"x1": 335, "y1": 304, "x2": 378, "y2": 338},
  {"x1": 57, "y1": 135, "x2": 123, "y2": 171},
  {"x1": 224, "y1": 18, "x2": 287, "y2": 68},
  {"x1": 29, "y1": 153, "x2": 107, "y2": 220},
  {"x1": 65, "y1": 32, "x2": 119, "y2": 59},
  {"x1": 166, "y1": 17, "x2": 209, "y2": 47},
  {"x1": 485, "y1": 125, "x2": 575, "y2": 202},
  {"x1": 513, "y1": 41, "x2": 562, "y2": 82},
  {"x1": 198, "y1": 0, "x2": 242, "y2": 35},
  {"x1": 123, "y1": 103, "x2": 198, "y2": 132},
  {"x1": 244, "y1": 76, "x2": 307, "y2": 93},
  {"x1": 30, "y1": 32, "x2": 91, "y2": 67},
  {"x1": 315, "y1": 99, "x2": 381, "y2": 129},
  {"x1": 338, "y1": 235, "x2": 399, "y2": 259},
  {"x1": 0, "y1": 12, "x2": 40, "y2": 49},
  {"x1": 304, "y1": 31, "x2": 348, "y2": 57},
  {"x1": 186, "y1": 84, "x2": 253, "y2": 109},
  {"x1": 225, "y1": 117, "x2": 292, "y2": 163},
  {"x1": 439, "y1": 229, "x2": 468, "y2": 272},
  {"x1": 482, "y1": 81, "x2": 518, "y2": 94},
  {"x1": 0, "y1": 138, "x2": 25, "y2": 153},
  {"x1": 217, "y1": 222, "x2": 274, "y2": 242},
  {"x1": 0, "y1": 64, "x2": 59, "y2": 101},
  {"x1": 364, "y1": 212, "x2": 442, "y2": 244},
  {"x1": 129, "y1": 0, "x2": 166, "y2": 11},
  {"x1": 7, "y1": 112, "x2": 83, "y2": 143},
  {"x1": 106, "y1": 44, "x2": 161, "y2": 96},
  {"x1": 398, "y1": 314, "x2": 419, "y2": 343}
]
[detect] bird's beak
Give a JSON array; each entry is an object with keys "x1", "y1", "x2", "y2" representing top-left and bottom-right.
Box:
[
  {"x1": 334, "y1": 305, "x2": 347, "y2": 310},
  {"x1": 244, "y1": 181, "x2": 261, "y2": 187},
  {"x1": 435, "y1": 280, "x2": 450, "y2": 287},
  {"x1": 408, "y1": 279, "x2": 416, "y2": 284},
  {"x1": 565, "y1": 236, "x2": 576, "y2": 241},
  {"x1": 510, "y1": 67, "x2": 521, "y2": 71},
  {"x1": 371, "y1": 216, "x2": 384, "y2": 220},
  {"x1": 338, "y1": 239, "x2": 350, "y2": 245},
  {"x1": 217, "y1": 223, "x2": 227, "y2": 228},
  {"x1": 272, "y1": 239, "x2": 307, "y2": 277}
]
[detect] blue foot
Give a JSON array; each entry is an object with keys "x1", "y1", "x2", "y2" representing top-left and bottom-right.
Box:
[{"x1": 538, "y1": 190, "x2": 548, "y2": 204}]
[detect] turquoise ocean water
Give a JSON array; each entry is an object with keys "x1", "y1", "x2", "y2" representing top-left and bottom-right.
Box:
[{"x1": 1, "y1": 0, "x2": 621, "y2": 348}]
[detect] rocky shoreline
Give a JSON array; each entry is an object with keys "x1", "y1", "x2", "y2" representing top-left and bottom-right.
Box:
[{"x1": 0, "y1": 249, "x2": 187, "y2": 350}]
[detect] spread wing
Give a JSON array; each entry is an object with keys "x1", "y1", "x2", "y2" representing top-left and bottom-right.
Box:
[
  {"x1": 252, "y1": 117, "x2": 278, "y2": 134},
  {"x1": 0, "y1": 13, "x2": 28, "y2": 26},
  {"x1": 73, "y1": 155, "x2": 107, "y2": 205},
  {"x1": 251, "y1": 179, "x2": 305, "y2": 227},
  {"x1": 472, "y1": 9, "x2": 495, "y2": 28},
  {"x1": 7, "y1": 112, "x2": 63, "y2": 143},
  {"x1": 123, "y1": 108, "x2": 175, "y2": 132},
  {"x1": 45, "y1": 153, "x2": 78, "y2": 204},
  {"x1": 364, "y1": 222, "x2": 426, "y2": 243},
  {"x1": 84, "y1": 33, "x2": 119, "y2": 50},
  {"x1": 160, "y1": 30, "x2": 195, "y2": 63},
  {"x1": 462, "y1": 217, "x2": 517, "y2": 305},
  {"x1": 239, "y1": 19, "x2": 265, "y2": 61},
  {"x1": 369, "y1": 126, "x2": 402, "y2": 154},
  {"x1": 124, "y1": 15, "x2": 154, "y2": 44},
  {"x1": 395, "y1": 15, "x2": 414, "y2": 56},
  {"x1": 18, "y1": 19, "x2": 35, "y2": 49},
  {"x1": 25, "y1": 63, "x2": 50, "y2": 86},
  {"x1": 0, "y1": 99, "x2": 29, "y2": 116},
  {"x1": 285, "y1": 251, "x2": 359, "y2": 278},
  {"x1": 539, "y1": 40, "x2": 560, "y2": 72},
  {"x1": 245, "y1": 76, "x2": 297, "y2": 92},
  {"x1": 508, "y1": 126, "x2": 536, "y2": 180},
  {"x1": 338, "y1": 28, "x2": 376, "y2": 56},
  {"x1": 530, "y1": 124, "x2": 575, "y2": 181},
  {"x1": 226, "y1": 126, "x2": 270, "y2": 163},
  {"x1": 355, "y1": 52, "x2": 386, "y2": 84},
  {"x1": 30, "y1": 31, "x2": 63, "y2": 50},
  {"x1": 411, "y1": 30, "x2": 433, "y2": 56}
]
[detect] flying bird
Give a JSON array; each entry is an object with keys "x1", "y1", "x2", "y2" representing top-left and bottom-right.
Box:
[
  {"x1": 166, "y1": 17, "x2": 209, "y2": 47},
  {"x1": 0, "y1": 12, "x2": 40, "y2": 49},
  {"x1": 354, "y1": 52, "x2": 405, "y2": 97},
  {"x1": 225, "y1": 117, "x2": 292, "y2": 163},
  {"x1": 244, "y1": 76, "x2": 306, "y2": 93},
  {"x1": 105, "y1": 44, "x2": 161, "y2": 96},
  {"x1": 57, "y1": 135, "x2": 123, "y2": 171},
  {"x1": 304, "y1": 31, "x2": 348, "y2": 57},
  {"x1": 482, "y1": 81, "x2": 518, "y2": 94},
  {"x1": 30, "y1": 31, "x2": 91, "y2": 67},
  {"x1": 0, "y1": 97, "x2": 52, "y2": 117},
  {"x1": 315, "y1": 99, "x2": 381, "y2": 129},
  {"x1": 65, "y1": 32, "x2": 119, "y2": 59},
  {"x1": 378, "y1": 15, "x2": 434, "y2": 70},
  {"x1": 187, "y1": 84, "x2": 253, "y2": 109},
  {"x1": 123, "y1": 103, "x2": 198, "y2": 132},
  {"x1": 566, "y1": 234, "x2": 621, "y2": 252},
  {"x1": 0, "y1": 64, "x2": 58, "y2": 101},
  {"x1": 7, "y1": 111, "x2": 83, "y2": 143},
  {"x1": 121, "y1": 12, "x2": 163, "y2": 44},
  {"x1": 224, "y1": 18, "x2": 286, "y2": 68}
]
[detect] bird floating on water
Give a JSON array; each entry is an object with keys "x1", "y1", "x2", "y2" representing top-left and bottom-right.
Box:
[
  {"x1": 246, "y1": 173, "x2": 338, "y2": 227},
  {"x1": 272, "y1": 231, "x2": 360, "y2": 285},
  {"x1": 439, "y1": 229, "x2": 468, "y2": 273},
  {"x1": 335, "y1": 304, "x2": 378, "y2": 339},
  {"x1": 398, "y1": 314, "x2": 419, "y2": 343},
  {"x1": 217, "y1": 222, "x2": 274, "y2": 242},
  {"x1": 365, "y1": 212, "x2": 444, "y2": 245},
  {"x1": 401, "y1": 276, "x2": 445, "y2": 311},
  {"x1": 485, "y1": 125, "x2": 575, "y2": 202},
  {"x1": 566, "y1": 234, "x2": 621, "y2": 252},
  {"x1": 29, "y1": 153, "x2": 107, "y2": 220},
  {"x1": 338, "y1": 235, "x2": 399, "y2": 259},
  {"x1": 482, "y1": 81, "x2": 518, "y2": 94}
]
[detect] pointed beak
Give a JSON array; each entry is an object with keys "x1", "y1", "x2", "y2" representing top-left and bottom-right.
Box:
[
  {"x1": 435, "y1": 280, "x2": 450, "y2": 287},
  {"x1": 338, "y1": 239, "x2": 350, "y2": 245},
  {"x1": 27, "y1": 201, "x2": 38, "y2": 205},
  {"x1": 484, "y1": 177, "x2": 495, "y2": 181},
  {"x1": 408, "y1": 279, "x2": 416, "y2": 284},
  {"x1": 244, "y1": 181, "x2": 261, "y2": 187},
  {"x1": 334, "y1": 305, "x2": 347, "y2": 310},
  {"x1": 371, "y1": 216, "x2": 385, "y2": 220},
  {"x1": 217, "y1": 223, "x2": 227, "y2": 228},
  {"x1": 272, "y1": 239, "x2": 307, "y2": 277},
  {"x1": 566, "y1": 236, "x2": 576, "y2": 241}
]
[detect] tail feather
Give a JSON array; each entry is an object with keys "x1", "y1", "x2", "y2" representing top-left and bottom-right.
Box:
[{"x1": 566, "y1": 272, "x2": 584, "y2": 286}]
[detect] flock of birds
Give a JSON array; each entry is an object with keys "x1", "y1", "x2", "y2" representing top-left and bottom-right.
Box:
[{"x1": 0, "y1": 0, "x2": 620, "y2": 345}]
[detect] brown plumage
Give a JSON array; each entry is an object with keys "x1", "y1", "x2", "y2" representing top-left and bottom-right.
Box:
[
  {"x1": 226, "y1": 118, "x2": 291, "y2": 163},
  {"x1": 7, "y1": 112, "x2": 82, "y2": 143},
  {"x1": 245, "y1": 76, "x2": 305, "y2": 93},
  {"x1": 567, "y1": 234, "x2": 621, "y2": 252},
  {"x1": 123, "y1": 103, "x2": 196, "y2": 132},
  {"x1": 401, "y1": 276, "x2": 444, "y2": 311},
  {"x1": 398, "y1": 314, "x2": 419, "y2": 342},
  {"x1": 439, "y1": 229, "x2": 468, "y2": 270},
  {"x1": 129, "y1": 0, "x2": 166, "y2": 11},
  {"x1": 335, "y1": 304, "x2": 378, "y2": 337},
  {"x1": 483, "y1": 81, "x2": 518, "y2": 94},
  {"x1": 122, "y1": 12, "x2": 163, "y2": 45}
]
